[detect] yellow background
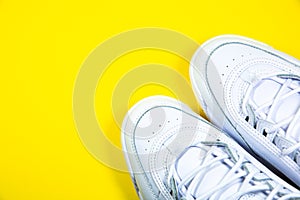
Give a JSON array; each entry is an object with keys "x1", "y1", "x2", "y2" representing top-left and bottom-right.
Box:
[{"x1": 1, "y1": 0, "x2": 300, "y2": 199}]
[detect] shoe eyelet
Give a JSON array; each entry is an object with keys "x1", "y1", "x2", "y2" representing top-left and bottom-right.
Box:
[
  {"x1": 262, "y1": 130, "x2": 268, "y2": 137},
  {"x1": 245, "y1": 116, "x2": 249, "y2": 122}
]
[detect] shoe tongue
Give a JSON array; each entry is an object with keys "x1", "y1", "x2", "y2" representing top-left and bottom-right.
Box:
[
  {"x1": 251, "y1": 78, "x2": 300, "y2": 141},
  {"x1": 175, "y1": 145, "x2": 209, "y2": 179},
  {"x1": 175, "y1": 145, "x2": 269, "y2": 200},
  {"x1": 175, "y1": 146, "x2": 231, "y2": 196}
]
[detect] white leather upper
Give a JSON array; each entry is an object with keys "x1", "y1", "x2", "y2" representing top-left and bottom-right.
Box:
[{"x1": 190, "y1": 35, "x2": 300, "y2": 187}]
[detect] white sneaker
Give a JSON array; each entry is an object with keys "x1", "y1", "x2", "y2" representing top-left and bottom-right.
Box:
[
  {"x1": 190, "y1": 35, "x2": 300, "y2": 187},
  {"x1": 121, "y1": 96, "x2": 300, "y2": 199}
]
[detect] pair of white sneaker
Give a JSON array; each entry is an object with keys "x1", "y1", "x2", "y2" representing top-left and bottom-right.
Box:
[{"x1": 121, "y1": 35, "x2": 300, "y2": 199}]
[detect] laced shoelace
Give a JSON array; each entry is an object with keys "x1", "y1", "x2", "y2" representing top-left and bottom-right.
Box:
[
  {"x1": 167, "y1": 142, "x2": 300, "y2": 200},
  {"x1": 242, "y1": 76, "x2": 300, "y2": 157}
]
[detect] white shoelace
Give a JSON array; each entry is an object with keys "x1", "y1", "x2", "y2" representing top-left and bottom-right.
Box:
[
  {"x1": 242, "y1": 75, "x2": 300, "y2": 157},
  {"x1": 167, "y1": 142, "x2": 300, "y2": 200}
]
